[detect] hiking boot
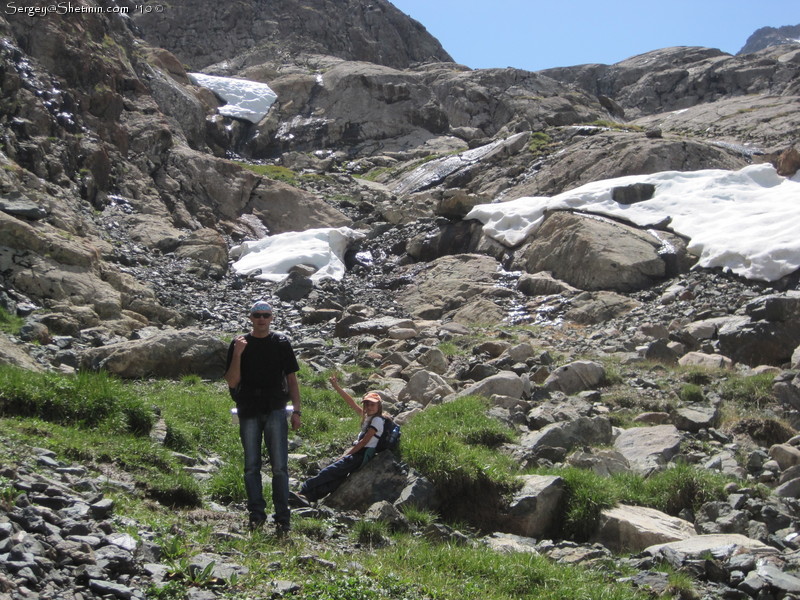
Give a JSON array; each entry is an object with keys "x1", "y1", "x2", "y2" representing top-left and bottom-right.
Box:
[
  {"x1": 288, "y1": 491, "x2": 312, "y2": 508},
  {"x1": 275, "y1": 523, "x2": 290, "y2": 538},
  {"x1": 248, "y1": 516, "x2": 266, "y2": 531}
]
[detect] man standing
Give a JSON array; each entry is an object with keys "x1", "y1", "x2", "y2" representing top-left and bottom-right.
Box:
[{"x1": 224, "y1": 300, "x2": 301, "y2": 534}]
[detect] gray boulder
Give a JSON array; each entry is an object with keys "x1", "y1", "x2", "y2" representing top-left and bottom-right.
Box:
[
  {"x1": 567, "y1": 449, "x2": 631, "y2": 477},
  {"x1": 677, "y1": 352, "x2": 734, "y2": 369},
  {"x1": 543, "y1": 360, "x2": 605, "y2": 395},
  {"x1": 592, "y1": 504, "x2": 696, "y2": 553},
  {"x1": 672, "y1": 404, "x2": 720, "y2": 433},
  {"x1": 744, "y1": 291, "x2": 800, "y2": 322},
  {"x1": 774, "y1": 371, "x2": 800, "y2": 411},
  {"x1": 79, "y1": 328, "x2": 227, "y2": 379},
  {"x1": 769, "y1": 443, "x2": 800, "y2": 471},
  {"x1": 396, "y1": 254, "x2": 502, "y2": 322},
  {"x1": 564, "y1": 291, "x2": 641, "y2": 325},
  {"x1": 517, "y1": 271, "x2": 580, "y2": 297},
  {"x1": 174, "y1": 227, "x2": 228, "y2": 272},
  {"x1": 325, "y1": 451, "x2": 428, "y2": 513},
  {"x1": 399, "y1": 370, "x2": 455, "y2": 406},
  {"x1": 518, "y1": 212, "x2": 671, "y2": 292},
  {"x1": 694, "y1": 501, "x2": 749, "y2": 535},
  {"x1": 457, "y1": 371, "x2": 525, "y2": 400},
  {"x1": 336, "y1": 316, "x2": 416, "y2": 338},
  {"x1": 506, "y1": 475, "x2": 565, "y2": 538},
  {"x1": 0, "y1": 335, "x2": 44, "y2": 371},
  {"x1": 718, "y1": 312, "x2": 800, "y2": 368},
  {"x1": 645, "y1": 534, "x2": 778, "y2": 565},
  {"x1": 521, "y1": 416, "x2": 613, "y2": 455},
  {"x1": 613, "y1": 425, "x2": 682, "y2": 475},
  {"x1": 741, "y1": 562, "x2": 800, "y2": 598}
]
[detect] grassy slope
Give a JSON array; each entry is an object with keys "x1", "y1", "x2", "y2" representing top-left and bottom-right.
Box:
[{"x1": 1, "y1": 357, "x2": 773, "y2": 599}]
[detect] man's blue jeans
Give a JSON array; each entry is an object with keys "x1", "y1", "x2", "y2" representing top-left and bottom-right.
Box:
[{"x1": 239, "y1": 409, "x2": 289, "y2": 526}]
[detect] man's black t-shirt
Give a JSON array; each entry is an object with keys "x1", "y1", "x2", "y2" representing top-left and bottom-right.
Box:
[{"x1": 226, "y1": 332, "x2": 300, "y2": 416}]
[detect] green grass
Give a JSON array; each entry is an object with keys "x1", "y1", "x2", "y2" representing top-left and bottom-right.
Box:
[
  {"x1": 586, "y1": 119, "x2": 644, "y2": 132},
  {"x1": 720, "y1": 372, "x2": 775, "y2": 409},
  {"x1": 614, "y1": 462, "x2": 731, "y2": 515},
  {"x1": 401, "y1": 396, "x2": 518, "y2": 486},
  {"x1": 537, "y1": 463, "x2": 734, "y2": 541},
  {"x1": 400, "y1": 396, "x2": 520, "y2": 526},
  {"x1": 554, "y1": 467, "x2": 619, "y2": 541},
  {"x1": 437, "y1": 340, "x2": 463, "y2": 357},
  {"x1": 0, "y1": 365, "x2": 153, "y2": 432},
  {"x1": 0, "y1": 306, "x2": 24, "y2": 335},
  {"x1": 528, "y1": 131, "x2": 553, "y2": 157},
  {"x1": 400, "y1": 504, "x2": 438, "y2": 527},
  {"x1": 233, "y1": 161, "x2": 299, "y2": 185},
  {"x1": 370, "y1": 542, "x2": 648, "y2": 600},
  {"x1": 0, "y1": 364, "x2": 737, "y2": 599},
  {"x1": 678, "y1": 383, "x2": 705, "y2": 403}
]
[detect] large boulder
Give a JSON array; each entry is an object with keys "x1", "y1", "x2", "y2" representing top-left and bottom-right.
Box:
[
  {"x1": 672, "y1": 404, "x2": 720, "y2": 433},
  {"x1": 564, "y1": 291, "x2": 641, "y2": 324},
  {"x1": 79, "y1": 328, "x2": 227, "y2": 379},
  {"x1": 678, "y1": 352, "x2": 734, "y2": 370},
  {"x1": 0, "y1": 335, "x2": 43, "y2": 372},
  {"x1": 775, "y1": 371, "x2": 800, "y2": 411},
  {"x1": 505, "y1": 475, "x2": 565, "y2": 538},
  {"x1": 717, "y1": 317, "x2": 800, "y2": 367},
  {"x1": 457, "y1": 371, "x2": 525, "y2": 400},
  {"x1": 614, "y1": 425, "x2": 682, "y2": 475},
  {"x1": 395, "y1": 254, "x2": 502, "y2": 321},
  {"x1": 521, "y1": 416, "x2": 613, "y2": 456},
  {"x1": 543, "y1": 360, "x2": 606, "y2": 395},
  {"x1": 645, "y1": 534, "x2": 778, "y2": 565},
  {"x1": 174, "y1": 228, "x2": 229, "y2": 269},
  {"x1": 398, "y1": 370, "x2": 455, "y2": 406},
  {"x1": 593, "y1": 504, "x2": 696, "y2": 553},
  {"x1": 518, "y1": 212, "x2": 676, "y2": 292},
  {"x1": 324, "y1": 451, "x2": 429, "y2": 513},
  {"x1": 247, "y1": 178, "x2": 352, "y2": 234}
]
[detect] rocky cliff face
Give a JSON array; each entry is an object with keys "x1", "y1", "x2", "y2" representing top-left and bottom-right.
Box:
[
  {"x1": 131, "y1": 0, "x2": 453, "y2": 71},
  {"x1": 0, "y1": 0, "x2": 798, "y2": 367}
]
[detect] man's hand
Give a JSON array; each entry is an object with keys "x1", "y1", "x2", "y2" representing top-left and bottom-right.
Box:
[
  {"x1": 290, "y1": 411, "x2": 301, "y2": 431},
  {"x1": 232, "y1": 335, "x2": 248, "y2": 355}
]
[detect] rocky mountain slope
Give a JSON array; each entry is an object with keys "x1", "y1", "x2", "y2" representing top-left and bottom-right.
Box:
[
  {"x1": 739, "y1": 24, "x2": 800, "y2": 55},
  {"x1": 2, "y1": 1, "x2": 800, "y2": 598}
]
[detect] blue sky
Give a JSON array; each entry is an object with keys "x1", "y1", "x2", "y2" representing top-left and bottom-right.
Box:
[{"x1": 390, "y1": 0, "x2": 800, "y2": 71}]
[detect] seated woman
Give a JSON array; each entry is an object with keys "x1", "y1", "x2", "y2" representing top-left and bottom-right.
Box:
[{"x1": 296, "y1": 375, "x2": 386, "y2": 503}]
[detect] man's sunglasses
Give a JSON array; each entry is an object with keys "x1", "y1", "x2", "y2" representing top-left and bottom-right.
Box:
[{"x1": 251, "y1": 313, "x2": 272, "y2": 319}]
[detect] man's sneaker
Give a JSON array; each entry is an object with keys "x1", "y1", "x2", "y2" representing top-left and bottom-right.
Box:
[
  {"x1": 288, "y1": 491, "x2": 312, "y2": 508},
  {"x1": 275, "y1": 523, "x2": 290, "y2": 538},
  {"x1": 248, "y1": 517, "x2": 266, "y2": 531}
]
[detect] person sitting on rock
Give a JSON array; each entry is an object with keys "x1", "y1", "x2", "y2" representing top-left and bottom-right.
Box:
[{"x1": 293, "y1": 375, "x2": 385, "y2": 504}]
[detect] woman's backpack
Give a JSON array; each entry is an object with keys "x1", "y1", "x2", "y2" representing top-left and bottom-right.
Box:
[{"x1": 374, "y1": 416, "x2": 401, "y2": 452}]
